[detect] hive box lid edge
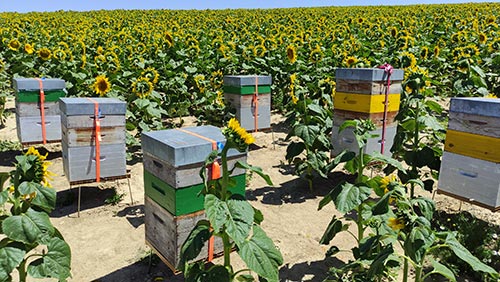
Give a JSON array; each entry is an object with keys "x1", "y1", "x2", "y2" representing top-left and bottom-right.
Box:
[
  {"x1": 223, "y1": 75, "x2": 272, "y2": 86},
  {"x1": 13, "y1": 77, "x2": 66, "y2": 91},
  {"x1": 450, "y1": 97, "x2": 500, "y2": 118},
  {"x1": 141, "y1": 125, "x2": 246, "y2": 167},
  {"x1": 59, "y1": 97, "x2": 126, "y2": 116},
  {"x1": 335, "y1": 68, "x2": 404, "y2": 81}
]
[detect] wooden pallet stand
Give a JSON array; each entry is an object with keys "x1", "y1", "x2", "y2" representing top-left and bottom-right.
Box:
[
  {"x1": 224, "y1": 75, "x2": 272, "y2": 132},
  {"x1": 438, "y1": 97, "x2": 500, "y2": 210}
]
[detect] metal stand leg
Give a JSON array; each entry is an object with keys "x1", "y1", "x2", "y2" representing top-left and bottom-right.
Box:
[
  {"x1": 77, "y1": 185, "x2": 81, "y2": 218},
  {"x1": 127, "y1": 176, "x2": 134, "y2": 205}
]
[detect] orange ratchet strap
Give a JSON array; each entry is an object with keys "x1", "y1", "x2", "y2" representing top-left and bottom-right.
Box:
[
  {"x1": 35, "y1": 78, "x2": 47, "y2": 144},
  {"x1": 86, "y1": 98, "x2": 102, "y2": 182},
  {"x1": 253, "y1": 76, "x2": 259, "y2": 132},
  {"x1": 175, "y1": 128, "x2": 222, "y2": 261}
]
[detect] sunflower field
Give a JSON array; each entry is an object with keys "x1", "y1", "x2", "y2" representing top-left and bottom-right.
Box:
[{"x1": 0, "y1": 3, "x2": 499, "y2": 141}]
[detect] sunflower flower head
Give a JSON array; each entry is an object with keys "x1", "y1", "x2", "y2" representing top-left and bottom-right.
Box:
[
  {"x1": 24, "y1": 43, "x2": 34, "y2": 54},
  {"x1": 380, "y1": 174, "x2": 398, "y2": 194},
  {"x1": 8, "y1": 39, "x2": 20, "y2": 51},
  {"x1": 388, "y1": 217, "x2": 405, "y2": 231},
  {"x1": 223, "y1": 118, "x2": 255, "y2": 152},
  {"x1": 38, "y1": 47, "x2": 52, "y2": 60},
  {"x1": 23, "y1": 146, "x2": 54, "y2": 187},
  {"x1": 286, "y1": 45, "x2": 297, "y2": 64},
  {"x1": 132, "y1": 76, "x2": 154, "y2": 99},
  {"x1": 93, "y1": 74, "x2": 111, "y2": 96}
]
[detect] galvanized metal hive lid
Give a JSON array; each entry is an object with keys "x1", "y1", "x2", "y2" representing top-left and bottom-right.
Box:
[
  {"x1": 141, "y1": 125, "x2": 246, "y2": 167},
  {"x1": 450, "y1": 97, "x2": 500, "y2": 118},
  {"x1": 59, "y1": 97, "x2": 127, "y2": 116},
  {"x1": 13, "y1": 77, "x2": 66, "y2": 91},
  {"x1": 335, "y1": 68, "x2": 404, "y2": 82},
  {"x1": 223, "y1": 75, "x2": 272, "y2": 86}
]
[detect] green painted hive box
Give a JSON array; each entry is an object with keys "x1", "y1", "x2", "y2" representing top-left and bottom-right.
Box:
[
  {"x1": 13, "y1": 78, "x2": 66, "y2": 103},
  {"x1": 144, "y1": 170, "x2": 246, "y2": 216}
]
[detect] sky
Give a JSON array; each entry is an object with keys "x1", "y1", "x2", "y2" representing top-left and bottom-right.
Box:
[{"x1": 0, "y1": 0, "x2": 494, "y2": 13}]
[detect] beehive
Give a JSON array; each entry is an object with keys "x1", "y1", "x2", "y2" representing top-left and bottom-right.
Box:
[
  {"x1": 59, "y1": 98, "x2": 127, "y2": 182},
  {"x1": 141, "y1": 125, "x2": 247, "y2": 268},
  {"x1": 13, "y1": 78, "x2": 66, "y2": 144},
  {"x1": 332, "y1": 68, "x2": 404, "y2": 156},
  {"x1": 438, "y1": 97, "x2": 500, "y2": 210},
  {"x1": 144, "y1": 197, "x2": 223, "y2": 270},
  {"x1": 223, "y1": 75, "x2": 271, "y2": 131}
]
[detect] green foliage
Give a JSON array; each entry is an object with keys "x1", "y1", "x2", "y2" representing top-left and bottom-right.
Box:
[
  {"x1": 104, "y1": 188, "x2": 125, "y2": 205},
  {"x1": 389, "y1": 70, "x2": 446, "y2": 197},
  {"x1": 0, "y1": 150, "x2": 71, "y2": 282},
  {"x1": 431, "y1": 211, "x2": 500, "y2": 281},
  {"x1": 285, "y1": 74, "x2": 334, "y2": 189},
  {"x1": 319, "y1": 119, "x2": 497, "y2": 281}
]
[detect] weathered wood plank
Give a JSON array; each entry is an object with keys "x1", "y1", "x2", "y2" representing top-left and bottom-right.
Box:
[
  {"x1": 438, "y1": 151, "x2": 500, "y2": 210},
  {"x1": 444, "y1": 129, "x2": 500, "y2": 163},
  {"x1": 336, "y1": 79, "x2": 402, "y2": 95},
  {"x1": 448, "y1": 111, "x2": 500, "y2": 138},
  {"x1": 334, "y1": 109, "x2": 398, "y2": 128},
  {"x1": 143, "y1": 153, "x2": 247, "y2": 188}
]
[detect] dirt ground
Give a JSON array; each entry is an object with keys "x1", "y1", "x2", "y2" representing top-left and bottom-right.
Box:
[{"x1": 1, "y1": 97, "x2": 499, "y2": 282}]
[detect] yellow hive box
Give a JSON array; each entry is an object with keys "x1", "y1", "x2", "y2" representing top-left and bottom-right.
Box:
[
  {"x1": 444, "y1": 129, "x2": 500, "y2": 163},
  {"x1": 334, "y1": 92, "x2": 400, "y2": 113}
]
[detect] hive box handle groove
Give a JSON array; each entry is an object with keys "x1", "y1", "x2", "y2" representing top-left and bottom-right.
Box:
[
  {"x1": 152, "y1": 213, "x2": 165, "y2": 224},
  {"x1": 468, "y1": 120, "x2": 487, "y2": 125},
  {"x1": 459, "y1": 170, "x2": 478, "y2": 178},
  {"x1": 152, "y1": 182, "x2": 166, "y2": 195}
]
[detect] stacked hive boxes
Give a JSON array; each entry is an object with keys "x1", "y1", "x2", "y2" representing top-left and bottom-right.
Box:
[
  {"x1": 141, "y1": 125, "x2": 247, "y2": 269},
  {"x1": 224, "y1": 75, "x2": 271, "y2": 131},
  {"x1": 438, "y1": 97, "x2": 500, "y2": 210},
  {"x1": 332, "y1": 68, "x2": 404, "y2": 156},
  {"x1": 59, "y1": 98, "x2": 127, "y2": 182},
  {"x1": 13, "y1": 78, "x2": 66, "y2": 144}
]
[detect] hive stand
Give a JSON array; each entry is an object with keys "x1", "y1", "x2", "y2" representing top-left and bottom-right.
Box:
[{"x1": 69, "y1": 170, "x2": 133, "y2": 218}]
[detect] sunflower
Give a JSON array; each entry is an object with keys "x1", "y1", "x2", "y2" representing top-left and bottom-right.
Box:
[
  {"x1": 165, "y1": 31, "x2": 174, "y2": 47},
  {"x1": 223, "y1": 118, "x2": 255, "y2": 151},
  {"x1": 97, "y1": 46, "x2": 104, "y2": 55},
  {"x1": 487, "y1": 93, "x2": 498, "y2": 98},
  {"x1": 8, "y1": 39, "x2": 20, "y2": 51},
  {"x1": 289, "y1": 73, "x2": 298, "y2": 104},
  {"x1": 93, "y1": 74, "x2": 111, "y2": 96},
  {"x1": 344, "y1": 56, "x2": 358, "y2": 67},
  {"x1": 380, "y1": 175, "x2": 398, "y2": 194},
  {"x1": 388, "y1": 217, "x2": 405, "y2": 231},
  {"x1": 399, "y1": 51, "x2": 417, "y2": 69},
  {"x1": 253, "y1": 44, "x2": 266, "y2": 57},
  {"x1": 36, "y1": 47, "x2": 52, "y2": 60},
  {"x1": 479, "y1": 32, "x2": 488, "y2": 44},
  {"x1": 286, "y1": 44, "x2": 297, "y2": 64},
  {"x1": 433, "y1": 45, "x2": 440, "y2": 58},
  {"x1": 24, "y1": 146, "x2": 54, "y2": 187},
  {"x1": 141, "y1": 67, "x2": 160, "y2": 84},
  {"x1": 132, "y1": 76, "x2": 154, "y2": 98},
  {"x1": 390, "y1": 27, "x2": 398, "y2": 37},
  {"x1": 24, "y1": 43, "x2": 34, "y2": 54},
  {"x1": 193, "y1": 74, "x2": 205, "y2": 93},
  {"x1": 53, "y1": 48, "x2": 67, "y2": 61},
  {"x1": 309, "y1": 44, "x2": 323, "y2": 63},
  {"x1": 420, "y1": 46, "x2": 429, "y2": 60}
]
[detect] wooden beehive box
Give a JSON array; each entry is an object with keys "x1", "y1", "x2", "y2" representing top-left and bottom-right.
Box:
[
  {"x1": 332, "y1": 68, "x2": 403, "y2": 156},
  {"x1": 144, "y1": 196, "x2": 224, "y2": 271},
  {"x1": 334, "y1": 68, "x2": 403, "y2": 127},
  {"x1": 59, "y1": 98, "x2": 127, "y2": 182},
  {"x1": 141, "y1": 125, "x2": 247, "y2": 216},
  {"x1": 13, "y1": 78, "x2": 66, "y2": 144},
  {"x1": 438, "y1": 97, "x2": 500, "y2": 210},
  {"x1": 223, "y1": 75, "x2": 271, "y2": 131},
  {"x1": 331, "y1": 124, "x2": 397, "y2": 157}
]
